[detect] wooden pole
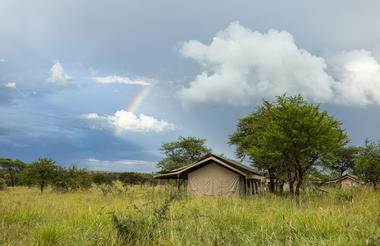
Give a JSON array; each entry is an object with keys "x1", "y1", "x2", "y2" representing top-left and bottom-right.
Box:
[
  {"x1": 245, "y1": 177, "x2": 248, "y2": 195},
  {"x1": 177, "y1": 174, "x2": 180, "y2": 191}
]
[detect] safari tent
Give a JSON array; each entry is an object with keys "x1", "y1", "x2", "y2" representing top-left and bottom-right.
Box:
[
  {"x1": 154, "y1": 154, "x2": 265, "y2": 197},
  {"x1": 325, "y1": 174, "x2": 364, "y2": 189}
]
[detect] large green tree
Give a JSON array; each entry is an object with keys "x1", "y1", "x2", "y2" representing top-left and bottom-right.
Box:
[
  {"x1": 229, "y1": 95, "x2": 348, "y2": 199},
  {"x1": 354, "y1": 139, "x2": 380, "y2": 188},
  {"x1": 157, "y1": 136, "x2": 212, "y2": 171},
  {"x1": 0, "y1": 158, "x2": 26, "y2": 187},
  {"x1": 22, "y1": 158, "x2": 58, "y2": 193}
]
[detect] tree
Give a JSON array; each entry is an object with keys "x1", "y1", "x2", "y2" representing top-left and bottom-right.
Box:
[
  {"x1": 22, "y1": 158, "x2": 58, "y2": 193},
  {"x1": 324, "y1": 146, "x2": 359, "y2": 177},
  {"x1": 0, "y1": 158, "x2": 26, "y2": 187},
  {"x1": 52, "y1": 166, "x2": 92, "y2": 191},
  {"x1": 229, "y1": 95, "x2": 348, "y2": 200},
  {"x1": 92, "y1": 172, "x2": 114, "y2": 186},
  {"x1": 157, "y1": 136, "x2": 212, "y2": 171},
  {"x1": 354, "y1": 139, "x2": 380, "y2": 188},
  {"x1": 229, "y1": 104, "x2": 285, "y2": 193}
]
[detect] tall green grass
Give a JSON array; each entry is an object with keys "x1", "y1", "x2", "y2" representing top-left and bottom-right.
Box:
[{"x1": 0, "y1": 185, "x2": 379, "y2": 245}]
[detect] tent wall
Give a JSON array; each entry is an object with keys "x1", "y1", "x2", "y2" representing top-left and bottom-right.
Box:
[{"x1": 187, "y1": 162, "x2": 243, "y2": 197}]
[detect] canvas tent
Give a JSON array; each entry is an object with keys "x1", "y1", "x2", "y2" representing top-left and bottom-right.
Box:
[
  {"x1": 325, "y1": 174, "x2": 364, "y2": 189},
  {"x1": 154, "y1": 154, "x2": 265, "y2": 197}
]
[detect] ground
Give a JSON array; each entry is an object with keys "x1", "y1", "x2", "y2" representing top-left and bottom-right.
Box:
[{"x1": 0, "y1": 184, "x2": 379, "y2": 245}]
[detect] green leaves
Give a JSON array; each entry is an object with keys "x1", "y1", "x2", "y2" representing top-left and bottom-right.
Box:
[
  {"x1": 22, "y1": 158, "x2": 59, "y2": 193},
  {"x1": 354, "y1": 139, "x2": 380, "y2": 187},
  {"x1": 0, "y1": 158, "x2": 26, "y2": 187},
  {"x1": 157, "y1": 136, "x2": 212, "y2": 171},
  {"x1": 323, "y1": 146, "x2": 359, "y2": 176},
  {"x1": 229, "y1": 94, "x2": 349, "y2": 195}
]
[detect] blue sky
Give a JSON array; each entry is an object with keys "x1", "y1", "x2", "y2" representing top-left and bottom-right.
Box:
[{"x1": 1, "y1": 0, "x2": 380, "y2": 172}]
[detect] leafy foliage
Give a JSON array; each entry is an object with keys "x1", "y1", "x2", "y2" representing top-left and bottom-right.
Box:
[
  {"x1": 92, "y1": 173, "x2": 115, "y2": 186},
  {"x1": 111, "y1": 193, "x2": 177, "y2": 245},
  {"x1": 324, "y1": 146, "x2": 359, "y2": 177},
  {"x1": 21, "y1": 158, "x2": 58, "y2": 193},
  {"x1": 118, "y1": 172, "x2": 150, "y2": 185},
  {"x1": 157, "y1": 136, "x2": 212, "y2": 171},
  {"x1": 229, "y1": 95, "x2": 348, "y2": 197},
  {"x1": 52, "y1": 166, "x2": 92, "y2": 192},
  {"x1": 0, "y1": 158, "x2": 26, "y2": 187},
  {"x1": 354, "y1": 139, "x2": 380, "y2": 188},
  {"x1": 0, "y1": 178, "x2": 6, "y2": 190}
]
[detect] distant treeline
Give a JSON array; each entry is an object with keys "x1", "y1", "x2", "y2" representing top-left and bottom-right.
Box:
[{"x1": 0, "y1": 157, "x2": 153, "y2": 193}]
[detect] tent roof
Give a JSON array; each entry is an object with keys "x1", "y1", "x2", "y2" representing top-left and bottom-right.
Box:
[
  {"x1": 325, "y1": 174, "x2": 363, "y2": 184},
  {"x1": 154, "y1": 153, "x2": 264, "y2": 180}
]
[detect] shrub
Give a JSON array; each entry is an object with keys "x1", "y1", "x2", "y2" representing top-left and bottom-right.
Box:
[
  {"x1": 0, "y1": 178, "x2": 7, "y2": 190},
  {"x1": 111, "y1": 193, "x2": 177, "y2": 244},
  {"x1": 52, "y1": 167, "x2": 92, "y2": 192},
  {"x1": 334, "y1": 189, "x2": 353, "y2": 203}
]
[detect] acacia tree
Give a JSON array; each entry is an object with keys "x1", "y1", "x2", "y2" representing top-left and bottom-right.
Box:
[
  {"x1": 157, "y1": 136, "x2": 212, "y2": 171},
  {"x1": 22, "y1": 158, "x2": 58, "y2": 193},
  {"x1": 354, "y1": 139, "x2": 380, "y2": 188},
  {"x1": 229, "y1": 95, "x2": 348, "y2": 200},
  {"x1": 325, "y1": 146, "x2": 359, "y2": 177},
  {"x1": 0, "y1": 158, "x2": 26, "y2": 187}
]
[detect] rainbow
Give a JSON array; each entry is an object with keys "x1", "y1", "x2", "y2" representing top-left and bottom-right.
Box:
[{"x1": 113, "y1": 81, "x2": 157, "y2": 136}]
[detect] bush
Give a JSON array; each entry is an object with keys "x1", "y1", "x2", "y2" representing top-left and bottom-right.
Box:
[
  {"x1": 334, "y1": 189, "x2": 353, "y2": 203},
  {"x1": 0, "y1": 178, "x2": 6, "y2": 190},
  {"x1": 52, "y1": 167, "x2": 92, "y2": 192},
  {"x1": 118, "y1": 172, "x2": 152, "y2": 186},
  {"x1": 93, "y1": 173, "x2": 114, "y2": 186},
  {"x1": 111, "y1": 193, "x2": 177, "y2": 244}
]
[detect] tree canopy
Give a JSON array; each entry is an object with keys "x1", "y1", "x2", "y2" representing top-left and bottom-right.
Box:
[
  {"x1": 22, "y1": 158, "x2": 58, "y2": 193},
  {"x1": 354, "y1": 139, "x2": 380, "y2": 188},
  {"x1": 324, "y1": 146, "x2": 359, "y2": 177},
  {"x1": 157, "y1": 136, "x2": 212, "y2": 171},
  {"x1": 0, "y1": 158, "x2": 26, "y2": 187},
  {"x1": 229, "y1": 95, "x2": 348, "y2": 198}
]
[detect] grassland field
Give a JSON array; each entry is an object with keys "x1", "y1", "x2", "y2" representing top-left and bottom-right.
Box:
[{"x1": 0, "y1": 183, "x2": 379, "y2": 245}]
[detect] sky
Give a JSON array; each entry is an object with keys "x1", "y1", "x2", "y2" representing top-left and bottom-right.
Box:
[{"x1": 1, "y1": 0, "x2": 380, "y2": 172}]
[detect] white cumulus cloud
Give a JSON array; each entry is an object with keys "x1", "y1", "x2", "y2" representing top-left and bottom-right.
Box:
[
  {"x1": 82, "y1": 110, "x2": 175, "y2": 133},
  {"x1": 329, "y1": 50, "x2": 380, "y2": 106},
  {"x1": 92, "y1": 76, "x2": 151, "y2": 86},
  {"x1": 46, "y1": 61, "x2": 71, "y2": 85},
  {"x1": 178, "y1": 22, "x2": 380, "y2": 108},
  {"x1": 4, "y1": 82, "x2": 16, "y2": 88},
  {"x1": 178, "y1": 21, "x2": 335, "y2": 107}
]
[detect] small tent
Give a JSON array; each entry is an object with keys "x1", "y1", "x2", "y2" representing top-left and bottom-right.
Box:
[
  {"x1": 325, "y1": 174, "x2": 364, "y2": 189},
  {"x1": 154, "y1": 154, "x2": 265, "y2": 197}
]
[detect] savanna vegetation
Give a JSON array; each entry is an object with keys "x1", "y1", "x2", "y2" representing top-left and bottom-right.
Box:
[
  {"x1": 1, "y1": 95, "x2": 380, "y2": 245},
  {"x1": 0, "y1": 184, "x2": 379, "y2": 245}
]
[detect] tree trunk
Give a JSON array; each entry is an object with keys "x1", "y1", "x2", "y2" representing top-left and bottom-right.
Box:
[
  {"x1": 268, "y1": 169, "x2": 276, "y2": 193},
  {"x1": 295, "y1": 168, "x2": 303, "y2": 206},
  {"x1": 279, "y1": 182, "x2": 284, "y2": 195},
  {"x1": 40, "y1": 183, "x2": 44, "y2": 194},
  {"x1": 9, "y1": 171, "x2": 15, "y2": 187},
  {"x1": 295, "y1": 178, "x2": 303, "y2": 197},
  {"x1": 287, "y1": 170, "x2": 294, "y2": 195}
]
